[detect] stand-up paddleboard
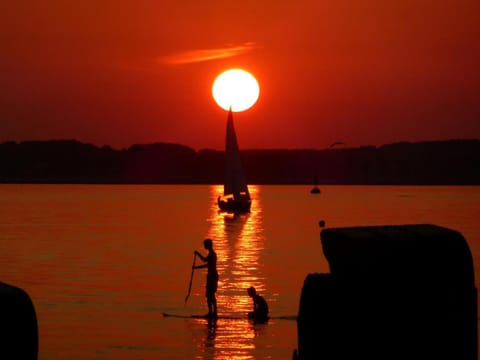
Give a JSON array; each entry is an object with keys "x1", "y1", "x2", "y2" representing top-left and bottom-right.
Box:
[
  {"x1": 270, "y1": 315, "x2": 297, "y2": 321},
  {"x1": 163, "y1": 312, "x2": 243, "y2": 320},
  {"x1": 162, "y1": 312, "x2": 296, "y2": 321}
]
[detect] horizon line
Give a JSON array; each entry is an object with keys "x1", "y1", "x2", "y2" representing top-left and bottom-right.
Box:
[{"x1": 0, "y1": 137, "x2": 478, "y2": 152}]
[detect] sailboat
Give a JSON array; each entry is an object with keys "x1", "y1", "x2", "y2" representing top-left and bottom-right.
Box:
[{"x1": 217, "y1": 108, "x2": 251, "y2": 213}]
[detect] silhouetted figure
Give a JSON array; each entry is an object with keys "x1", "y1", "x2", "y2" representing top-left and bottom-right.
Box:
[
  {"x1": 247, "y1": 286, "x2": 269, "y2": 322},
  {"x1": 0, "y1": 282, "x2": 38, "y2": 359},
  {"x1": 194, "y1": 238, "x2": 218, "y2": 318}
]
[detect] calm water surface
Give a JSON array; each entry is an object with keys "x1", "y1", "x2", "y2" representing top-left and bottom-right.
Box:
[{"x1": 0, "y1": 185, "x2": 479, "y2": 359}]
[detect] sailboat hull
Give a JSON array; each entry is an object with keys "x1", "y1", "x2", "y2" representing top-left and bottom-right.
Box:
[{"x1": 217, "y1": 197, "x2": 251, "y2": 213}]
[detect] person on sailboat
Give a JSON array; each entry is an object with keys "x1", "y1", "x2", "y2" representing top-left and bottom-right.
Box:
[
  {"x1": 247, "y1": 286, "x2": 269, "y2": 322},
  {"x1": 193, "y1": 239, "x2": 218, "y2": 318}
]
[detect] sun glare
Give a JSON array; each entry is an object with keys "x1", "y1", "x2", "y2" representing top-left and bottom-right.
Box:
[{"x1": 212, "y1": 69, "x2": 259, "y2": 112}]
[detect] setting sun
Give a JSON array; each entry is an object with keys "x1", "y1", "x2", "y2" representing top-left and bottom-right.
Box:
[{"x1": 212, "y1": 69, "x2": 260, "y2": 112}]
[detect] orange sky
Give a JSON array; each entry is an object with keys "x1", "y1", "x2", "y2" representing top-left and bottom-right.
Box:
[{"x1": 1, "y1": 1, "x2": 479, "y2": 150}]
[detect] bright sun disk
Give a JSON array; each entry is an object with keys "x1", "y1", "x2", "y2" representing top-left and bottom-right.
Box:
[{"x1": 212, "y1": 69, "x2": 259, "y2": 112}]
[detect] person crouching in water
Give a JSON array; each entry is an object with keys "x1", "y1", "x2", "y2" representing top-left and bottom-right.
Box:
[
  {"x1": 247, "y1": 286, "x2": 269, "y2": 322},
  {"x1": 194, "y1": 238, "x2": 218, "y2": 318}
]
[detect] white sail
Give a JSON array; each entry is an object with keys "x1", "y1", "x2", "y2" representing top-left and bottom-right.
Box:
[{"x1": 224, "y1": 109, "x2": 250, "y2": 200}]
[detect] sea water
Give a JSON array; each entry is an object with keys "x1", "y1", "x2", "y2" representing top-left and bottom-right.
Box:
[{"x1": 0, "y1": 184, "x2": 479, "y2": 359}]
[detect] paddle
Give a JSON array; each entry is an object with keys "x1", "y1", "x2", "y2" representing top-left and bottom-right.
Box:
[{"x1": 184, "y1": 253, "x2": 196, "y2": 305}]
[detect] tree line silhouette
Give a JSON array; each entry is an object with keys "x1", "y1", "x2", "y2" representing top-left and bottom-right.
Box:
[{"x1": 0, "y1": 139, "x2": 478, "y2": 184}]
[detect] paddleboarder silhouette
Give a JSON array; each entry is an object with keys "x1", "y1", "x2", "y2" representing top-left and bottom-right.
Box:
[
  {"x1": 247, "y1": 286, "x2": 269, "y2": 322},
  {"x1": 193, "y1": 238, "x2": 218, "y2": 318}
]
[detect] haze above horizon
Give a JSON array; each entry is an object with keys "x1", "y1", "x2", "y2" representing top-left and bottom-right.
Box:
[{"x1": 1, "y1": 1, "x2": 479, "y2": 151}]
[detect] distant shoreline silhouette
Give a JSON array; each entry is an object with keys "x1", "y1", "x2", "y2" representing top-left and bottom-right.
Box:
[{"x1": 0, "y1": 139, "x2": 478, "y2": 185}]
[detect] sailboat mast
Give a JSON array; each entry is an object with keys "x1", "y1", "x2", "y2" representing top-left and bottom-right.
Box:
[{"x1": 224, "y1": 108, "x2": 249, "y2": 199}]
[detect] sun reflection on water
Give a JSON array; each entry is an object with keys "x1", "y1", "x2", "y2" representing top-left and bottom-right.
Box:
[{"x1": 199, "y1": 185, "x2": 266, "y2": 359}]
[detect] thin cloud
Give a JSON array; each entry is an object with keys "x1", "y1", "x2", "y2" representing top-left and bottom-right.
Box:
[{"x1": 157, "y1": 42, "x2": 257, "y2": 65}]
